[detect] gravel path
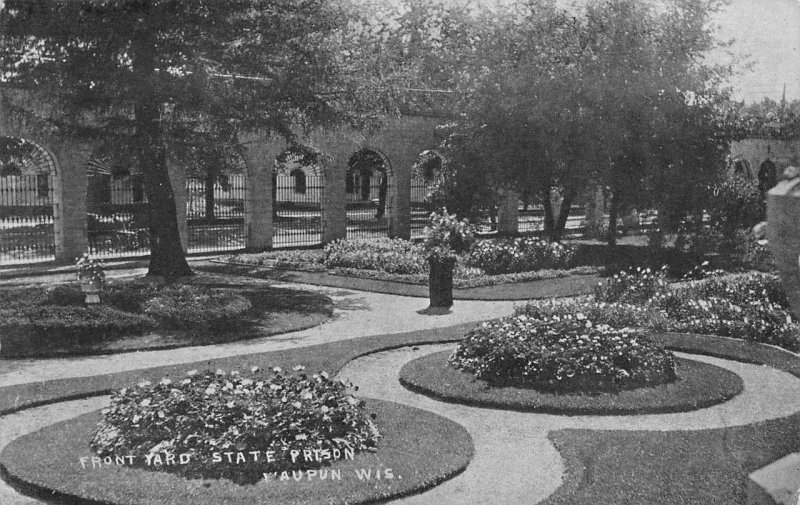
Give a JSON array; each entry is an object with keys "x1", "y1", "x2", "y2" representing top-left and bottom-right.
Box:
[{"x1": 336, "y1": 344, "x2": 800, "y2": 505}]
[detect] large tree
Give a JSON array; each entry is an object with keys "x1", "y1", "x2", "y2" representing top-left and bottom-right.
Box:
[
  {"x1": 398, "y1": 0, "x2": 734, "y2": 243},
  {"x1": 0, "y1": 0, "x2": 384, "y2": 277}
]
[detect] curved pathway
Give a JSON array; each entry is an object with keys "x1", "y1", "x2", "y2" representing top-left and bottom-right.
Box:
[
  {"x1": 336, "y1": 344, "x2": 800, "y2": 505},
  {"x1": 0, "y1": 279, "x2": 517, "y2": 387}
]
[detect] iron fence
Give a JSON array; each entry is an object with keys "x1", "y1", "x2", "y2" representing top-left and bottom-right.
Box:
[
  {"x1": 87, "y1": 175, "x2": 150, "y2": 258},
  {"x1": 0, "y1": 174, "x2": 55, "y2": 264},
  {"x1": 410, "y1": 179, "x2": 433, "y2": 239},
  {"x1": 346, "y1": 172, "x2": 388, "y2": 240},
  {"x1": 187, "y1": 175, "x2": 246, "y2": 253},
  {"x1": 273, "y1": 174, "x2": 324, "y2": 248}
]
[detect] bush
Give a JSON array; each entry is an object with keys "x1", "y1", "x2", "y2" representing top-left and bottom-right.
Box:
[
  {"x1": 324, "y1": 238, "x2": 427, "y2": 274},
  {"x1": 467, "y1": 238, "x2": 575, "y2": 275},
  {"x1": 91, "y1": 367, "x2": 380, "y2": 482},
  {"x1": 594, "y1": 266, "x2": 669, "y2": 305},
  {"x1": 0, "y1": 304, "x2": 154, "y2": 347},
  {"x1": 450, "y1": 314, "x2": 676, "y2": 393},
  {"x1": 141, "y1": 285, "x2": 251, "y2": 330}
]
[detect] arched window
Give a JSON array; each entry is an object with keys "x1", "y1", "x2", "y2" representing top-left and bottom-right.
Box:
[{"x1": 291, "y1": 169, "x2": 307, "y2": 194}]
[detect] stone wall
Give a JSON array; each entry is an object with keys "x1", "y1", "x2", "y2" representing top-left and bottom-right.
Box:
[
  {"x1": 730, "y1": 139, "x2": 800, "y2": 178},
  {"x1": 1, "y1": 90, "x2": 445, "y2": 261}
]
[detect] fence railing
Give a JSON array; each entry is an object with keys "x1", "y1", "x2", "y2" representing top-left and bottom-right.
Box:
[
  {"x1": 346, "y1": 173, "x2": 388, "y2": 240},
  {"x1": 187, "y1": 175, "x2": 246, "y2": 254},
  {"x1": 273, "y1": 175, "x2": 323, "y2": 247},
  {"x1": 0, "y1": 174, "x2": 56, "y2": 264}
]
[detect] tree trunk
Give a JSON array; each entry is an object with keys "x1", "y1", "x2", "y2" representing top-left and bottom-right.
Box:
[
  {"x1": 133, "y1": 11, "x2": 192, "y2": 279},
  {"x1": 607, "y1": 189, "x2": 619, "y2": 247},
  {"x1": 542, "y1": 187, "x2": 555, "y2": 240},
  {"x1": 552, "y1": 188, "x2": 577, "y2": 242}
]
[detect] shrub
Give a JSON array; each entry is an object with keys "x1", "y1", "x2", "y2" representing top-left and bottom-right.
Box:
[
  {"x1": 467, "y1": 238, "x2": 575, "y2": 275},
  {"x1": 91, "y1": 367, "x2": 380, "y2": 482},
  {"x1": 594, "y1": 266, "x2": 669, "y2": 305},
  {"x1": 142, "y1": 285, "x2": 252, "y2": 330},
  {"x1": 450, "y1": 314, "x2": 676, "y2": 393},
  {"x1": 324, "y1": 238, "x2": 427, "y2": 274},
  {"x1": 0, "y1": 304, "x2": 154, "y2": 347}
]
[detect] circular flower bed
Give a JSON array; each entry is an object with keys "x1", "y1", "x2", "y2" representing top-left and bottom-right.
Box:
[
  {"x1": 92, "y1": 367, "x2": 378, "y2": 482},
  {"x1": 2, "y1": 400, "x2": 473, "y2": 505},
  {"x1": 450, "y1": 314, "x2": 677, "y2": 393},
  {"x1": 0, "y1": 281, "x2": 333, "y2": 358},
  {"x1": 401, "y1": 350, "x2": 743, "y2": 415}
]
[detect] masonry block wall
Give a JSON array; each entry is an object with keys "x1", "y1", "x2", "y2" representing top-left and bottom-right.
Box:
[
  {"x1": 3, "y1": 89, "x2": 448, "y2": 259},
  {"x1": 241, "y1": 134, "x2": 284, "y2": 251},
  {"x1": 730, "y1": 139, "x2": 800, "y2": 177}
]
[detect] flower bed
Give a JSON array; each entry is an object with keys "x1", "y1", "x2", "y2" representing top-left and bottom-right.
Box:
[
  {"x1": 450, "y1": 314, "x2": 677, "y2": 393},
  {"x1": 467, "y1": 238, "x2": 575, "y2": 275},
  {"x1": 521, "y1": 268, "x2": 800, "y2": 352},
  {"x1": 3, "y1": 399, "x2": 473, "y2": 505},
  {"x1": 227, "y1": 236, "x2": 588, "y2": 285},
  {"x1": 324, "y1": 238, "x2": 427, "y2": 274},
  {"x1": 401, "y1": 350, "x2": 742, "y2": 414},
  {"x1": 92, "y1": 366, "x2": 379, "y2": 482}
]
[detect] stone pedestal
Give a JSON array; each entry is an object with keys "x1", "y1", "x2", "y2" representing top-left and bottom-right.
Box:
[
  {"x1": 766, "y1": 174, "x2": 800, "y2": 318},
  {"x1": 428, "y1": 257, "x2": 455, "y2": 308}
]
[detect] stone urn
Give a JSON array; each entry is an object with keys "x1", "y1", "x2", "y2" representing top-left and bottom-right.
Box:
[
  {"x1": 79, "y1": 277, "x2": 103, "y2": 304},
  {"x1": 428, "y1": 256, "x2": 456, "y2": 308},
  {"x1": 766, "y1": 167, "x2": 800, "y2": 318}
]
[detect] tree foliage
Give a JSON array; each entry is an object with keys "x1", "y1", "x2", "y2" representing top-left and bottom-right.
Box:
[
  {"x1": 1, "y1": 0, "x2": 391, "y2": 276},
  {"x1": 398, "y1": 0, "x2": 736, "y2": 243}
]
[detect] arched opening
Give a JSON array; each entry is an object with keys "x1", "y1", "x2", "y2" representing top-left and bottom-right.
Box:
[
  {"x1": 290, "y1": 168, "x2": 307, "y2": 194},
  {"x1": 0, "y1": 136, "x2": 58, "y2": 264},
  {"x1": 758, "y1": 158, "x2": 777, "y2": 197},
  {"x1": 410, "y1": 150, "x2": 443, "y2": 238},
  {"x1": 346, "y1": 148, "x2": 391, "y2": 239},
  {"x1": 85, "y1": 147, "x2": 150, "y2": 257},
  {"x1": 272, "y1": 145, "x2": 323, "y2": 247}
]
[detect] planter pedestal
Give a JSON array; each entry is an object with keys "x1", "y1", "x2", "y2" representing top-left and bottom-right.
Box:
[
  {"x1": 80, "y1": 280, "x2": 102, "y2": 305},
  {"x1": 767, "y1": 174, "x2": 800, "y2": 318},
  {"x1": 428, "y1": 257, "x2": 455, "y2": 308}
]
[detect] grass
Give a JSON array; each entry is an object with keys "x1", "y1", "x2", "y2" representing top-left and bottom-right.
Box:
[
  {"x1": 2, "y1": 322, "x2": 800, "y2": 504},
  {"x1": 0, "y1": 277, "x2": 333, "y2": 358},
  {"x1": 399, "y1": 351, "x2": 744, "y2": 415},
  {"x1": 1, "y1": 399, "x2": 473, "y2": 505}
]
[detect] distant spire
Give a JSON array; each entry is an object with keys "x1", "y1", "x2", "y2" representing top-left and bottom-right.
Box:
[{"x1": 781, "y1": 83, "x2": 786, "y2": 108}]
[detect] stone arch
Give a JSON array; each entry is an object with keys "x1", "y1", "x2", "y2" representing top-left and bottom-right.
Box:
[
  {"x1": 0, "y1": 136, "x2": 60, "y2": 263},
  {"x1": 347, "y1": 147, "x2": 391, "y2": 223}
]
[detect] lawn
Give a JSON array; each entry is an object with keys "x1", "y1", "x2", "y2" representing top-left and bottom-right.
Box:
[{"x1": 0, "y1": 275, "x2": 333, "y2": 358}]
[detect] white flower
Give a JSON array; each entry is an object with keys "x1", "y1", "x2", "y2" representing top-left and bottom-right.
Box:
[{"x1": 140, "y1": 398, "x2": 151, "y2": 407}]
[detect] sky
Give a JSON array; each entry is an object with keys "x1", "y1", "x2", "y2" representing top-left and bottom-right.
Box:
[
  {"x1": 710, "y1": 0, "x2": 800, "y2": 103},
  {"x1": 1, "y1": 0, "x2": 796, "y2": 104}
]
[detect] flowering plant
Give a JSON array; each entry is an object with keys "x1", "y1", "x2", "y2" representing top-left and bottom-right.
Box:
[
  {"x1": 467, "y1": 238, "x2": 575, "y2": 274},
  {"x1": 450, "y1": 313, "x2": 676, "y2": 392},
  {"x1": 423, "y1": 208, "x2": 475, "y2": 262},
  {"x1": 324, "y1": 237, "x2": 426, "y2": 274},
  {"x1": 91, "y1": 366, "x2": 380, "y2": 482},
  {"x1": 75, "y1": 252, "x2": 105, "y2": 284}
]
